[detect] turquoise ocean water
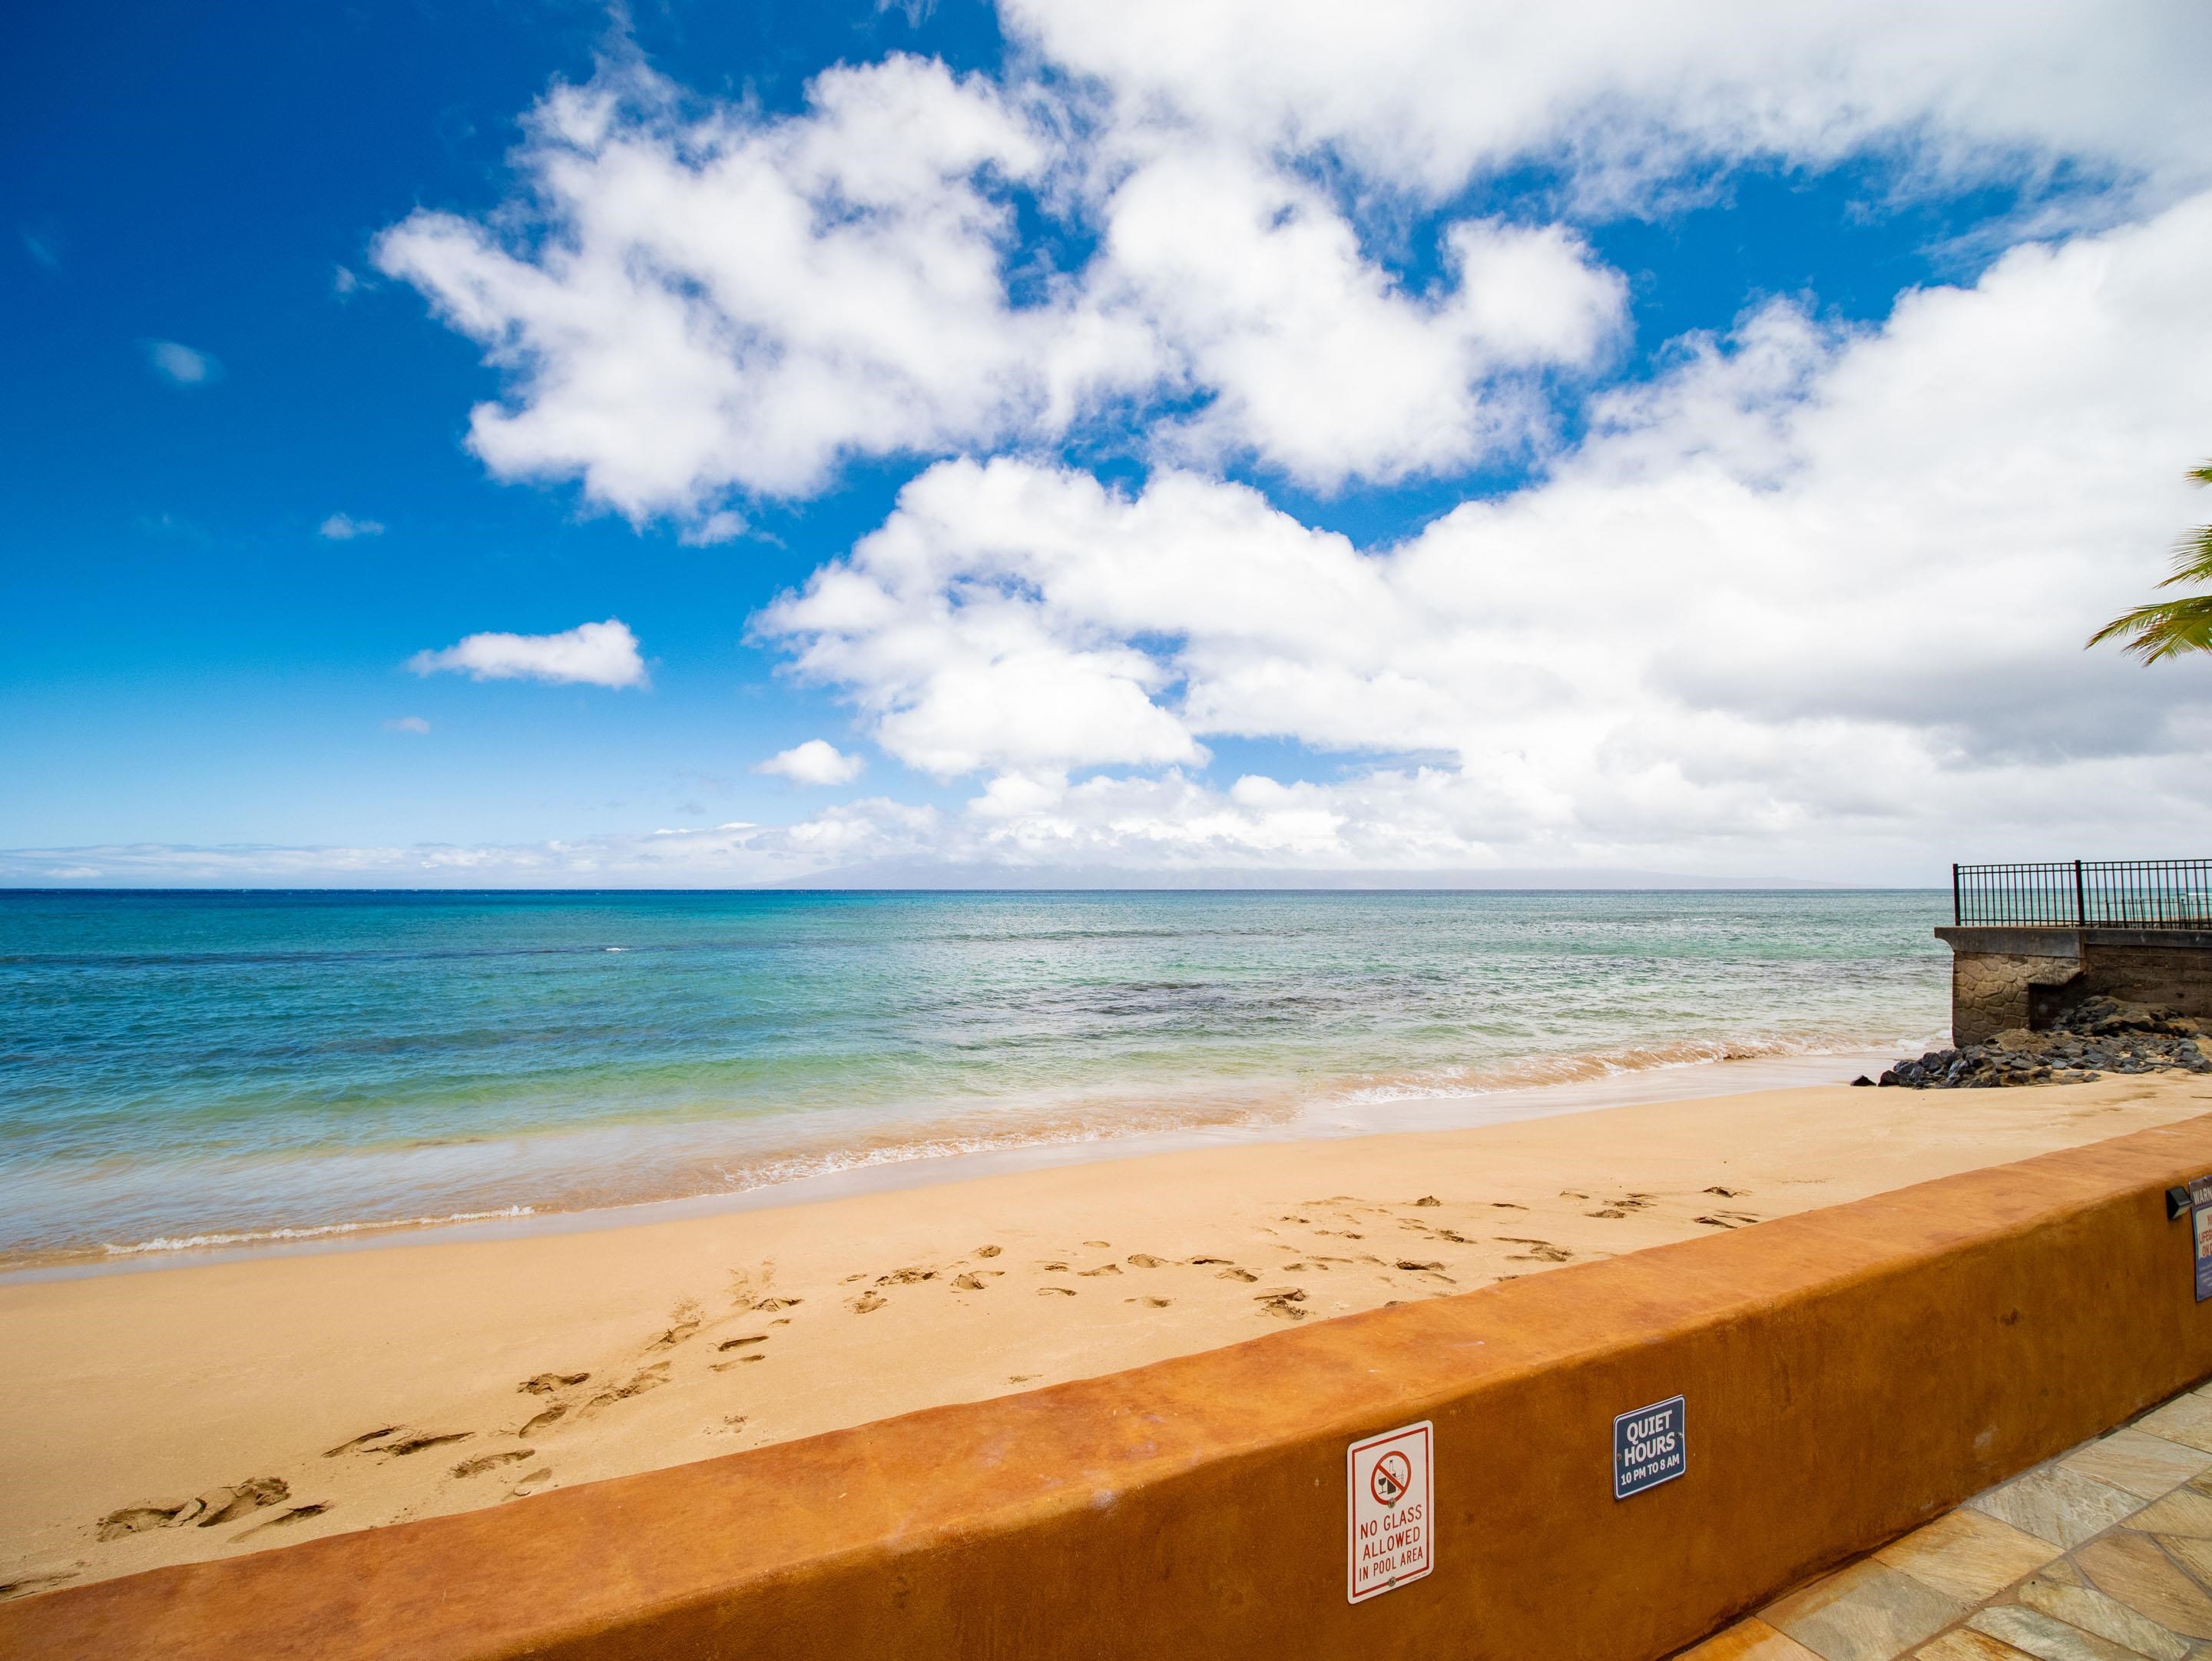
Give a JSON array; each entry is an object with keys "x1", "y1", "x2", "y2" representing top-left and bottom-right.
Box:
[{"x1": 0, "y1": 889, "x2": 1950, "y2": 1268}]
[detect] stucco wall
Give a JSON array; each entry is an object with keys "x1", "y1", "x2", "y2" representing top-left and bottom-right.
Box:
[{"x1": 10, "y1": 1117, "x2": 2212, "y2": 1661}]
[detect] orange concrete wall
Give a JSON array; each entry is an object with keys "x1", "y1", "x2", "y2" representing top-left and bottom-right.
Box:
[{"x1": 11, "y1": 1116, "x2": 2212, "y2": 1661}]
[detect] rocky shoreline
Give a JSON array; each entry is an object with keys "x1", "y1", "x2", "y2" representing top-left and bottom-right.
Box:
[{"x1": 1869, "y1": 996, "x2": 2210, "y2": 1089}]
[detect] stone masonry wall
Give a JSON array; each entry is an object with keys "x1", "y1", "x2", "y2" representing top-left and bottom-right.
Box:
[
  {"x1": 2075, "y1": 942, "x2": 2212, "y2": 1023},
  {"x1": 1939, "y1": 929, "x2": 2212, "y2": 1044},
  {"x1": 1951, "y1": 950, "x2": 2081, "y2": 1045}
]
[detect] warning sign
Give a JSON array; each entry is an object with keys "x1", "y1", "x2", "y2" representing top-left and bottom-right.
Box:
[
  {"x1": 2191, "y1": 1175, "x2": 2212, "y2": 1302},
  {"x1": 1347, "y1": 1421, "x2": 1432, "y2": 1603}
]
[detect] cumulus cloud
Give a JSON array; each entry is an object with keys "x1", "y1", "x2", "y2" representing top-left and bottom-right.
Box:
[
  {"x1": 147, "y1": 341, "x2": 220, "y2": 386},
  {"x1": 1003, "y1": 0, "x2": 2212, "y2": 204},
  {"x1": 1099, "y1": 148, "x2": 1625, "y2": 485},
  {"x1": 760, "y1": 191, "x2": 2212, "y2": 873},
  {"x1": 319, "y1": 512, "x2": 384, "y2": 539},
  {"x1": 756, "y1": 740, "x2": 866, "y2": 785},
  {"x1": 374, "y1": 56, "x2": 1153, "y2": 523},
  {"x1": 407, "y1": 618, "x2": 648, "y2": 688}
]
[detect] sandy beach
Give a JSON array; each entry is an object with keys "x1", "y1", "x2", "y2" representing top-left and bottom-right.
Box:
[{"x1": 4, "y1": 1067, "x2": 2208, "y2": 1604}]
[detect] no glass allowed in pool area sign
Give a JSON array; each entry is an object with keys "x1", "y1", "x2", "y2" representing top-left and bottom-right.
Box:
[{"x1": 1347, "y1": 1421, "x2": 1432, "y2": 1603}]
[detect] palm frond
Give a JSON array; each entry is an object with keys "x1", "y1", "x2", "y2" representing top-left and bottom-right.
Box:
[
  {"x1": 2087, "y1": 458, "x2": 2212, "y2": 662},
  {"x1": 2161, "y1": 520, "x2": 2212, "y2": 588},
  {"x1": 2086, "y1": 595, "x2": 2212, "y2": 662}
]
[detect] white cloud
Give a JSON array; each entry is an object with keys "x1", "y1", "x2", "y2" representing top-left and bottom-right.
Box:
[
  {"x1": 759, "y1": 191, "x2": 2212, "y2": 874},
  {"x1": 147, "y1": 341, "x2": 220, "y2": 386},
  {"x1": 407, "y1": 618, "x2": 648, "y2": 688},
  {"x1": 679, "y1": 510, "x2": 748, "y2": 546},
  {"x1": 1004, "y1": 0, "x2": 2212, "y2": 205},
  {"x1": 1097, "y1": 147, "x2": 1626, "y2": 486},
  {"x1": 333, "y1": 264, "x2": 359, "y2": 297},
  {"x1": 383, "y1": 716, "x2": 432, "y2": 734},
  {"x1": 374, "y1": 57, "x2": 1154, "y2": 525},
  {"x1": 319, "y1": 512, "x2": 385, "y2": 540},
  {"x1": 756, "y1": 739, "x2": 866, "y2": 785}
]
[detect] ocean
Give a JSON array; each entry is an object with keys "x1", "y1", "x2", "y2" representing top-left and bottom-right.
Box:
[{"x1": 0, "y1": 888, "x2": 1950, "y2": 1269}]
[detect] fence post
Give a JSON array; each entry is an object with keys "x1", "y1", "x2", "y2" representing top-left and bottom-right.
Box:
[
  {"x1": 2075, "y1": 859, "x2": 2086, "y2": 927},
  {"x1": 1952, "y1": 863, "x2": 1962, "y2": 927}
]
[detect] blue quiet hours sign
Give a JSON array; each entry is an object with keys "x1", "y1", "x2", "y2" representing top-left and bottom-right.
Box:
[{"x1": 1614, "y1": 1396, "x2": 1687, "y2": 1500}]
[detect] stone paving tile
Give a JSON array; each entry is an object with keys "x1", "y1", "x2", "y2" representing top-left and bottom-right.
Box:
[
  {"x1": 1672, "y1": 1380, "x2": 2212, "y2": 1661},
  {"x1": 2153, "y1": 1531, "x2": 2212, "y2": 1588},
  {"x1": 2132, "y1": 1491, "x2": 2212, "y2": 1541},
  {"x1": 2015, "y1": 1576, "x2": 2192, "y2": 1659},
  {"x1": 1913, "y1": 1632, "x2": 2035, "y2": 1659},
  {"x1": 2136, "y1": 1397, "x2": 2212, "y2": 1457},
  {"x1": 1972, "y1": 1467, "x2": 2152, "y2": 1550},
  {"x1": 2075, "y1": 1534, "x2": 2212, "y2": 1639},
  {"x1": 1764, "y1": 1559, "x2": 1969, "y2": 1661},
  {"x1": 1878, "y1": 1510, "x2": 2065, "y2": 1604},
  {"x1": 1677, "y1": 1617, "x2": 1827, "y2": 1659},
  {"x1": 1969, "y1": 1605, "x2": 2147, "y2": 1660},
  {"x1": 2063, "y1": 1434, "x2": 2212, "y2": 1502}
]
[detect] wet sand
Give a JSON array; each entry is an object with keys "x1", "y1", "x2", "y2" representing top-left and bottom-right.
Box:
[{"x1": 3, "y1": 1069, "x2": 2207, "y2": 1603}]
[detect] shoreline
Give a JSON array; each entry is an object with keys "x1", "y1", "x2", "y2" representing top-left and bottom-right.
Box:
[
  {"x1": 1, "y1": 1041, "x2": 1919, "y2": 1284},
  {"x1": 3, "y1": 1063, "x2": 2204, "y2": 1601}
]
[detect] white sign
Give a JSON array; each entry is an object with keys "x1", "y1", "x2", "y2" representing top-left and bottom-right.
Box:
[{"x1": 1347, "y1": 1420, "x2": 1433, "y2": 1603}]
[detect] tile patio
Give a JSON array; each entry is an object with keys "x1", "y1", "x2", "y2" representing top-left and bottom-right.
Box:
[{"x1": 1677, "y1": 1378, "x2": 2212, "y2": 1661}]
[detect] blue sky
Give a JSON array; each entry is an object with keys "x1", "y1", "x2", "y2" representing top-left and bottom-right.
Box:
[{"x1": 5, "y1": 1, "x2": 2209, "y2": 885}]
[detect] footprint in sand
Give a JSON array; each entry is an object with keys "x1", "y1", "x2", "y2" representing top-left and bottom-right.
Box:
[
  {"x1": 1038, "y1": 1260, "x2": 1071, "y2": 1272},
  {"x1": 1491, "y1": 1202, "x2": 1528, "y2": 1211},
  {"x1": 98, "y1": 1477, "x2": 290, "y2": 1541},
  {"x1": 1126, "y1": 1254, "x2": 1167, "y2": 1268},
  {"x1": 1412, "y1": 1195, "x2": 1441, "y2": 1207},
  {"x1": 1587, "y1": 1208, "x2": 1628, "y2": 1219},
  {"x1": 1217, "y1": 1266, "x2": 1260, "y2": 1282},
  {"x1": 717, "y1": 1334, "x2": 769, "y2": 1351},
  {"x1": 1081, "y1": 1240, "x2": 1111, "y2": 1248},
  {"x1": 1007, "y1": 1374, "x2": 1039, "y2": 1384},
  {"x1": 519, "y1": 1372, "x2": 589, "y2": 1395},
  {"x1": 1255, "y1": 1288, "x2": 1307, "y2": 1321},
  {"x1": 1126, "y1": 1296, "x2": 1172, "y2": 1308},
  {"x1": 453, "y1": 1450, "x2": 535, "y2": 1479},
  {"x1": 1077, "y1": 1263, "x2": 1121, "y2": 1278},
  {"x1": 849, "y1": 1291, "x2": 887, "y2": 1314},
  {"x1": 323, "y1": 1427, "x2": 400, "y2": 1457},
  {"x1": 876, "y1": 1267, "x2": 938, "y2": 1286},
  {"x1": 647, "y1": 1301, "x2": 703, "y2": 1350},
  {"x1": 974, "y1": 1245, "x2": 1002, "y2": 1258},
  {"x1": 376, "y1": 1431, "x2": 473, "y2": 1458},
  {"x1": 1, "y1": 1570, "x2": 82, "y2": 1601},
  {"x1": 1495, "y1": 1237, "x2": 1573, "y2": 1262},
  {"x1": 1692, "y1": 1211, "x2": 1760, "y2": 1228},
  {"x1": 1704, "y1": 1185, "x2": 1748, "y2": 1197},
  {"x1": 1037, "y1": 1286, "x2": 1076, "y2": 1297},
  {"x1": 578, "y1": 1364, "x2": 670, "y2": 1417},
  {"x1": 508, "y1": 1469, "x2": 553, "y2": 1499},
  {"x1": 519, "y1": 1402, "x2": 568, "y2": 1437},
  {"x1": 952, "y1": 1271, "x2": 1004, "y2": 1291},
  {"x1": 1395, "y1": 1258, "x2": 1446, "y2": 1273}
]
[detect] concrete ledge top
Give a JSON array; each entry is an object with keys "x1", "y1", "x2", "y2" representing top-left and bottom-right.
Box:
[{"x1": 1936, "y1": 925, "x2": 2212, "y2": 953}]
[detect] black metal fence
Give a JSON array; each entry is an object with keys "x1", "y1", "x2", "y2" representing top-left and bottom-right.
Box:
[{"x1": 1952, "y1": 860, "x2": 2212, "y2": 928}]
